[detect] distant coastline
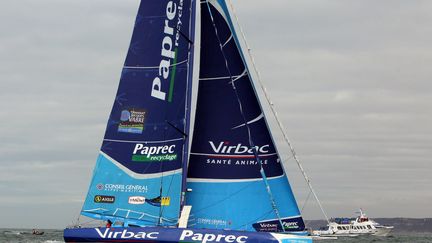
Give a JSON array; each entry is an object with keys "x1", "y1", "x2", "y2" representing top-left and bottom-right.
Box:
[{"x1": 306, "y1": 218, "x2": 432, "y2": 233}]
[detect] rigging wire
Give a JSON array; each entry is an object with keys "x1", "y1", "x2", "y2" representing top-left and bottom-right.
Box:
[
  {"x1": 226, "y1": 0, "x2": 330, "y2": 224},
  {"x1": 204, "y1": 0, "x2": 286, "y2": 232},
  {"x1": 301, "y1": 189, "x2": 313, "y2": 214}
]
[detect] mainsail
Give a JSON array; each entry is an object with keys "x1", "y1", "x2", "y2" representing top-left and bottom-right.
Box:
[
  {"x1": 81, "y1": 0, "x2": 198, "y2": 227},
  {"x1": 186, "y1": 0, "x2": 305, "y2": 232}
]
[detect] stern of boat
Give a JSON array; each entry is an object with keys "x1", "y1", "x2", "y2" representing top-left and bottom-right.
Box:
[{"x1": 373, "y1": 226, "x2": 393, "y2": 236}]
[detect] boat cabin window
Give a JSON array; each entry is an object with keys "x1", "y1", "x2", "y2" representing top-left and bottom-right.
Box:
[
  {"x1": 337, "y1": 226, "x2": 342, "y2": 230},
  {"x1": 367, "y1": 225, "x2": 372, "y2": 229}
]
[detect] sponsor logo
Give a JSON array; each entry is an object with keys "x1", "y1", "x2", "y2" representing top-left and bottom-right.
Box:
[
  {"x1": 96, "y1": 183, "x2": 104, "y2": 190},
  {"x1": 94, "y1": 228, "x2": 248, "y2": 243},
  {"x1": 201, "y1": 142, "x2": 273, "y2": 167},
  {"x1": 180, "y1": 230, "x2": 248, "y2": 243},
  {"x1": 151, "y1": 0, "x2": 184, "y2": 102},
  {"x1": 283, "y1": 221, "x2": 299, "y2": 229},
  {"x1": 96, "y1": 183, "x2": 148, "y2": 193},
  {"x1": 145, "y1": 196, "x2": 170, "y2": 207},
  {"x1": 209, "y1": 141, "x2": 270, "y2": 154},
  {"x1": 118, "y1": 109, "x2": 146, "y2": 134},
  {"x1": 260, "y1": 223, "x2": 278, "y2": 228},
  {"x1": 128, "y1": 196, "x2": 145, "y2": 205},
  {"x1": 161, "y1": 197, "x2": 170, "y2": 206},
  {"x1": 257, "y1": 223, "x2": 278, "y2": 232},
  {"x1": 94, "y1": 195, "x2": 115, "y2": 204},
  {"x1": 132, "y1": 144, "x2": 177, "y2": 162},
  {"x1": 198, "y1": 218, "x2": 227, "y2": 227},
  {"x1": 253, "y1": 219, "x2": 302, "y2": 232},
  {"x1": 95, "y1": 228, "x2": 159, "y2": 239}
]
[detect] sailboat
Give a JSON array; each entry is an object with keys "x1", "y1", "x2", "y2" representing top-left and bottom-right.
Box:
[{"x1": 63, "y1": 0, "x2": 312, "y2": 242}]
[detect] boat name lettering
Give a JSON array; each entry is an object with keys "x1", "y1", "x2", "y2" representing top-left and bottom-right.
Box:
[
  {"x1": 209, "y1": 141, "x2": 270, "y2": 154},
  {"x1": 151, "y1": 0, "x2": 183, "y2": 101},
  {"x1": 179, "y1": 230, "x2": 248, "y2": 243},
  {"x1": 95, "y1": 228, "x2": 159, "y2": 239}
]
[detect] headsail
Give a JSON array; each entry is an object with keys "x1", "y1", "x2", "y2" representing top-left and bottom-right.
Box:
[
  {"x1": 186, "y1": 0, "x2": 305, "y2": 232},
  {"x1": 81, "y1": 0, "x2": 198, "y2": 227}
]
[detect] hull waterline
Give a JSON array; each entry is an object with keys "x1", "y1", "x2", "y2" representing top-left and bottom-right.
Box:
[{"x1": 64, "y1": 227, "x2": 312, "y2": 243}]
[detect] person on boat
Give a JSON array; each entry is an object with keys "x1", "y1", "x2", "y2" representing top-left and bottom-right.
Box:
[
  {"x1": 32, "y1": 229, "x2": 44, "y2": 235},
  {"x1": 106, "y1": 219, "x2": 112, "y2": 228}
]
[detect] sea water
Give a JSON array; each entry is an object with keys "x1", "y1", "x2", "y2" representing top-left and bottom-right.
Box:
[
  {"x1": 1, "y1": 229, "x2": 63, "y2": 243},
  {"x1": 321, "y1": 233, "x2": 432, "y2": 243},
  {"x1": 1, "y1": 228, "x2": 432, "y2": 243}
]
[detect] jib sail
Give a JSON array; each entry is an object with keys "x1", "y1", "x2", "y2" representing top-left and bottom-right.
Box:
[
  {"x1": 81, "y1": 0, "x2": 198, "y2": 227},
  {"x1": 186, "y1": 0, "x2": 305, "y2": 232}
]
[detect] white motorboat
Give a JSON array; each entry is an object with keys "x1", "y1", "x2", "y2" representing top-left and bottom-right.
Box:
[{"x1": 312, "y1": 209, "x2": 394, "y2": 237}]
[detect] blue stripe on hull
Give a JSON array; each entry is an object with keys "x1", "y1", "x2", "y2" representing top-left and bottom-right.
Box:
[{"x1": 64, "y1": 227, "x2": 312, "y2": 243}]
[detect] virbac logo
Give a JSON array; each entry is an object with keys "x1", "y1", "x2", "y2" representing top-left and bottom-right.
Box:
[{"x1": 209, "y1": 141, "x2": 270, "y2": 154}]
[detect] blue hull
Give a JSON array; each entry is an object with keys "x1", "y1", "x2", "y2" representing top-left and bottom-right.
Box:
[{"x1": 64, "y1": 227, "x2": 312, "y2": 243}]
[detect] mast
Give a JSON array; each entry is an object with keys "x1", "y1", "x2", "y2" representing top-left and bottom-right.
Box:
[{"x1": 179, "y1": 0, "x2": 201, "y2": 211}]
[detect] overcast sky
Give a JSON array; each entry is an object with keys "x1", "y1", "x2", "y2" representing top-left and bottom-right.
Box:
[{"x1": 1, "y1": 0, "x2": 431, "y2": 229}]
